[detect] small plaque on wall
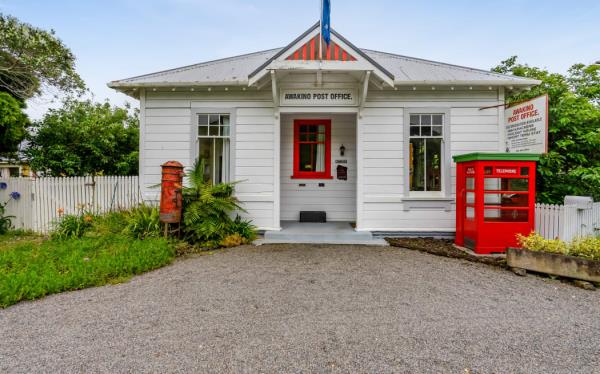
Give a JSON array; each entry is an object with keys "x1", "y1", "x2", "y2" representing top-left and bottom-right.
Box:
[
  {"x1": 335, "y1": 159, "x2": 348, "y2": 164},
  {"x1": 337, "y1": 165, "x2": 348, "y2": 180}
]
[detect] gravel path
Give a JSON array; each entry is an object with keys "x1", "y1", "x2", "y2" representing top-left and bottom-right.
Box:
[{"x1": 1, "y1": 244, "x2": 599, "y2": 373}]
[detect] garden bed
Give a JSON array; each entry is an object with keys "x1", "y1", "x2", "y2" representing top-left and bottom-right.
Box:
[
  {"x1": 507, "y1": 247, "x2": 600, "y2": 283},
  {"x1": 385, "y1": 237, "x2": 506, "y2": 267}
]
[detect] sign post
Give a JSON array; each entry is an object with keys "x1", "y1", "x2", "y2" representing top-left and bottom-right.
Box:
[{"x1": 504, "y1": 94, "x2": 549, "y2": 153}]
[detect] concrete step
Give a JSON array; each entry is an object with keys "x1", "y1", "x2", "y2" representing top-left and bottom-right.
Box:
[
  {"x1": 257, "y1": 221, "x2": 389, "y2": 246},
  {"x1": 254, "y1": 238, "x2": 389, "y2": 246}
]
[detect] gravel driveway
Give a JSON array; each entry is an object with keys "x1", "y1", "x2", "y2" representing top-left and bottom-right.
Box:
[{"x1": 1, "y1": 244, "x2": 599, "y2": 373}]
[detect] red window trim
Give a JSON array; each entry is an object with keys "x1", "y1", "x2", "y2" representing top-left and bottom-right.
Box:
[{"x1": 292, "y1": 119, "x2": 333, "y2": 179}]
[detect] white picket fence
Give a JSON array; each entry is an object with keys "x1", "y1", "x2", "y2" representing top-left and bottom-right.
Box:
[
  {"x1": 535, "y1": 202, "x2": 600, "y2": 242},
  {"x1": 0, "y1": 176, "x2": 141, "y2": 233}
]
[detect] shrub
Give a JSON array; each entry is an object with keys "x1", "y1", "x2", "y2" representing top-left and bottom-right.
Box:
[
  {"x1": 517, "y1": 233, "x2": 600, "y2": 261},
  {"x1": 516, "y1": 233, "x2": 568, "y2": 255},
  {"x1": 0, "y1": 201, "x2": 14, "y2": 235},
  {"x1": 220, "y1": 233, "x2": 245, "y2": 248},
  {"x1": 52, "y1": 211, "x2": 96, "y2": 239},
  {"x1": 182, "y1": 159, "x2": 256, "y2": 245},
  {"x1": 569, "y1": 237, "x2": 600, "y2": 261},
  {"x1": 91, "y1": 210, "x2": 129, "y2": 235},
  {"x1": 122, "y1": 204, "x2": 161, "y2": 239},
  {"x1": 229, "y1": 215, "x2": 257, "y2": 242}
]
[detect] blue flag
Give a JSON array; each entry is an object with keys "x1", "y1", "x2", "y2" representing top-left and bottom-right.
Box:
[{"x1": 321, "y1": 0, "x2": 331, "y2": 45}]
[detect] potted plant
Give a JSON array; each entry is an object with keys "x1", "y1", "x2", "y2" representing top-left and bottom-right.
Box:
[{"x1": 507, "y1": 234, "x2": 600, "y2": 282}]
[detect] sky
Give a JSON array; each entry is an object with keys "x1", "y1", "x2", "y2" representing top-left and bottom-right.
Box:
[{"x1": 1, "y1": 0, "x2": 599, "y2": 119}]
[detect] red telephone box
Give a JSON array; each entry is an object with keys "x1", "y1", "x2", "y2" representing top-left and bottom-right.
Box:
[{"x1": 454, "y1": 153, "x2": 539, "y2": 254}]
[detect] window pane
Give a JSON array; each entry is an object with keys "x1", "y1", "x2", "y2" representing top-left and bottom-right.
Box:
[
  {"x1": 317, "y1": 133, "x2": 325, "y2": 142},
  {"x1": 484, "y1": 208, "x2": 528, "y2": 222},
  {"x1": 432, "y1": 126, "x2": 443, "y2": 136},
  {"x1": 410, "y1": 115, "x2": 420, "y2": 126},
  {"x1": 485, "y1": 178, "x2": 528, "y2": 191},
  {"x1": 507, "y1": 178, "x2": 528, "y2": 191},
  {"x1": 485, "y1": 193, "x2": 529, "y2": 207},
  {"x1": 198, "y1": 138, "x2": 214, "y2": 182},
  {"x1": 410, "y1": 126, "x2": 420, "y2": 136},
  {"x1": 425, "y1": 138, "x2": 442, "y2": 191},
  {"x1": 209, "y1": 115, "x2": 219, "y2": 126},
  {"x1": 220, "y1": 115, "x2": 230, "y2": 125},
  {"x1": 466, "y1": 192, "x2": 475, "y2": 204},
  {"x1": 198, "y1": 115, "x2": 208, "y2": 125},
  {"x1": 432, "y1": 115, "x2": 442, "y2": 125},
  {"x1": 421, "y1": 115, "x2": 431, "y2": 126},
  {"x1": 214, "y1": 138, "x2": 224, "y2": 183},
  {"x1": 484, "y1": 178, "x2": 501, "y2": 190},
  {"x1": 209, "y1": 126, "x2": 219, "y2": 136},
  {"x1": 317, "y1": 125, "x2": 326, "y2": 133},
  {"x1": 484, "y1": 193, "x2": 502, "y2": 205},
  {"x1": 410, "y1": 138, "x2": 425, "y2": 191},
  {"x1": 521, "y1": 167, "x2": 529, "y2": 176},
  {"x1": 222, "y1": 125, "x2": 230, "y2": 136},
  {"x1": 198, "y1": 138, "x2": 229, "y2": 183},
  {"x1": 421, "y1": 126, "x2": 431, "y2": 136},
  {"x1": 466, "y1": 207, "x2": 475, "y2": 219},
  {"x1": 299, "y1": 144, "x2": 315, "y2": 172},
  {"x1": 198, "y1": 125, "x2": 208, "y2": 136},
  {"x1": 466, "y1": 177, "x2": 475, "y2": 190}
]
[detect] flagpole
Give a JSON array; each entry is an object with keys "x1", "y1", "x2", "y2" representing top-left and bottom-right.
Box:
[{"x1": 319, "y1": 0, "x2": 323, "y2": 61}]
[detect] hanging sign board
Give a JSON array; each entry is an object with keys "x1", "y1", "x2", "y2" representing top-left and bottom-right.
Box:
[
  {"x1": 280, "y1": 89, "x2": 357, "y2": 106},
  {"x1": 504, "y1": 94, "x2": 548, "y2": 153}
]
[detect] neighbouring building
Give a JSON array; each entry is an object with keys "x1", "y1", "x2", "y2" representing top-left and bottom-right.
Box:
[{"x1": 108, "y1": 22, "x2": 540, "y2": 235}]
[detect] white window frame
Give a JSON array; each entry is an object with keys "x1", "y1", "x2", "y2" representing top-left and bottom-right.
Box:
[
  {"x1": 403, "y1": 108, "x2": 451, "y2": 199},
  {"x1": 191, "y1": 109, "x2": 236, "y2": 184}
]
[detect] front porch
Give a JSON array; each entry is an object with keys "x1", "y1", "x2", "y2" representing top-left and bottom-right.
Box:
[{"x1": 256, "y1": 221, "x2": 388, "y2": 245}]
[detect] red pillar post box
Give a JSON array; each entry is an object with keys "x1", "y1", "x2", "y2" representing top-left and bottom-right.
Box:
[
  {"x1": 453, "y1": 153, "x2": 540, "y2": 254},
  {"x1": 160, "y1": 161, "x2": 184, "y2": 223}
]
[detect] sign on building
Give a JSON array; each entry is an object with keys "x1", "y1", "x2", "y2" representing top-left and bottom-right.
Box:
[
  {"x1": 280, "y1": 89, "x2": 357, "y2": 106},
  {"x1": 504, "y1": 94, "x2": 548, "y2": 153}
]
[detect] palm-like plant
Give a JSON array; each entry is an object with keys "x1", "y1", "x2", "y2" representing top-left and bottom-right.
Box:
[{"x1": 182, "y1": 159, "x2": 246, "y2": 243}]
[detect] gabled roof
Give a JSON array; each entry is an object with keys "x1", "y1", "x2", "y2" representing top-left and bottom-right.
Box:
[
  {"x1": 108, "y1": 24, "x2": 540, "y2": 90},
  {"x1": 247, "y1": 22, "x2": 395, "y2": 83}
]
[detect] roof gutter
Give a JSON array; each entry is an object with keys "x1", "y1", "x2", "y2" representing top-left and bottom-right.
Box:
[
  {"x1": 107, "y1": 80, "x2": 250, "y2": 89},
  {"x1": 108, "y1": 79, "x2": 540, "y2": 90},
  {"x1": 393, "y1": 79, "x2": 541, "y2": 87}
]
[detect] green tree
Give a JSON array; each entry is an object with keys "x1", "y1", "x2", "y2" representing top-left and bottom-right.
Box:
[
  {"x1": 25, "y1": 99, "x2": 139, "y2": 176},
  {"x1": 493, "y1": 57, "x2": 600, "y2": 203},
  {"x1": 0, "y1": 13, "x2": 85, "y2": 99},
  {"x1": 0, "y1": 92, "x2": 28, "y2": 158}
]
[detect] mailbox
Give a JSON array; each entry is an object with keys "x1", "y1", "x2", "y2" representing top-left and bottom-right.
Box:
[
  {"x1": 564, "y1": 195, "x2": 593, "y2": 210},
  {"x1": 454, "y1": 153, "x2": 540, "y2": 254},
  {"x1": 160, "y1": 161, "x2": 184, "y2": 223}
]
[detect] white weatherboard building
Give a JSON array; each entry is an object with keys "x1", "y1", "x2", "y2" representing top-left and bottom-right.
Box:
[{"x1": 109, "y1": 23, "x2": 539, "y2": 236}]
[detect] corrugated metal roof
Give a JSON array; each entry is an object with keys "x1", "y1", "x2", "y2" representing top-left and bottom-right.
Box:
[
  {"x1": 109, "y1": 45, "x2": 539, "y2": 88},
  {"x1": 362, "y1": 50, "x2": 536, "y2": 85},
  {"x1": 110, "y1": 48, "x2": 281, "y2": 86}
]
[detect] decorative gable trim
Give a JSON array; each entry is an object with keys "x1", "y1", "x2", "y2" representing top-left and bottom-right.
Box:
[
  {"x1": 285, "y1": 34, "x2": 357, "y2": 62},
  {"x1": 248, "y1": 22, "x2": 395, "y2": 86}
]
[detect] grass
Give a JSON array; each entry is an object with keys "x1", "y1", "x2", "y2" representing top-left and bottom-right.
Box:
[{"x1": 0, "y1": 233, "x2": 175, "y2": 308}]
